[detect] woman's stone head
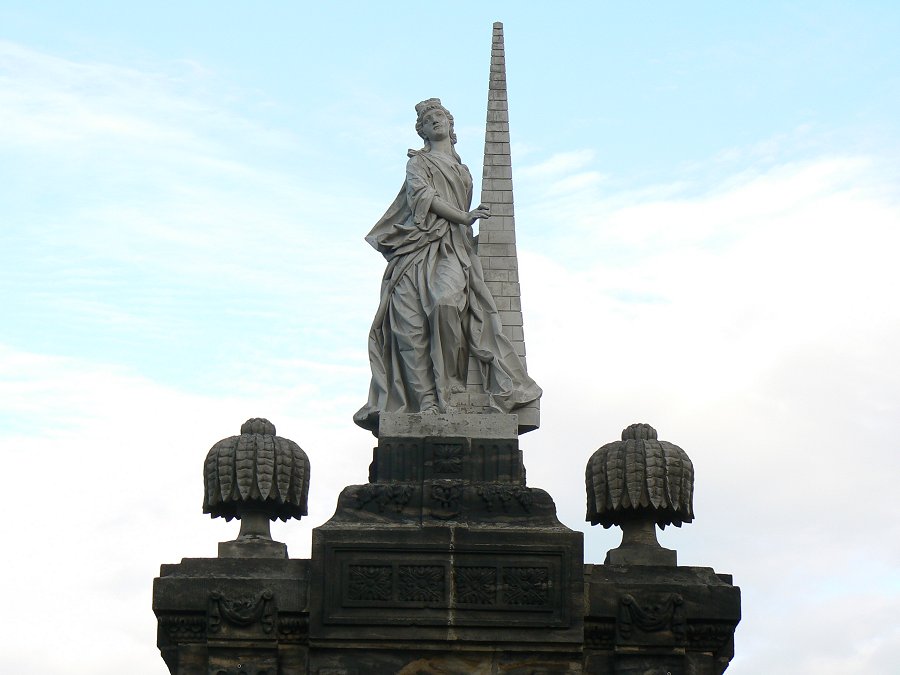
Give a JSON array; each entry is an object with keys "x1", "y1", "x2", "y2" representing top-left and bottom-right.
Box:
[{"x1": 415, "y1": 98, "x2": 457, "y2": 146}]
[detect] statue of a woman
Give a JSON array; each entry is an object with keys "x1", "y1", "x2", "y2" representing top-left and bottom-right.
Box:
[{"x1": 354, "y1": 98, "x2": 541, "y2": 431}]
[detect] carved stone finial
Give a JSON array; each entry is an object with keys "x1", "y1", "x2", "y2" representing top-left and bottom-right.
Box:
[
  {"x1": 586, "y1": 423, "x2": 694, "y2": 565},
  {"x1": 203, "y1": 418, "x2": 310, "y2": 558},
  {"x1": 621, "y1": 423, "x2": 658, "y2": 441},
  {"x1": 240, "y1": 417, "x2": 276, "y2": 436}
]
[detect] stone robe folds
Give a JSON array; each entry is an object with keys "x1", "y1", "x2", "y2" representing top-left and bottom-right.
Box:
[{"x1": 354, "y1": 149, "x2": 541, "y2": 430}]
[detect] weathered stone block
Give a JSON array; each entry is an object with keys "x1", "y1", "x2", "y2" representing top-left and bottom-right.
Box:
[
  {"x1": 485, "y1": 280, "x2": 504, "y2": 295},
  {"x1": 502, "y1": 325, "x2": 525, "y2": 341},
  {"x1": 500, "y1": 311, "x2": 524, "y2": 326},
  {"x1": 482, "y1": 214, "x2": 514, "y2": 229},
  {"x1": 490, "y1": 202, "x2": 515, "y2": 215},
  {"x1": 483, "y1": 177, "x2": 513, "y2": 191},
  {"x1": 479, "y1": 243, "x2": 516, "y2": 257},
  {"x1": 490, "y1": 257, "x2": 518, "y2": 270},
  {"x1": 378, "y1": 412, "x2": 518, "y2": 439},
  {"x1": 483, "y1": 164, "x2": 512, "y2": 178},
  {"x1": 488, "y1": 229, "x2": 516, "y2": 243}
]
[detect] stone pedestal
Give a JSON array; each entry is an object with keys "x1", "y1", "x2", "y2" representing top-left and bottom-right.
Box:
[
  {"x1": 308, "y1": 413, "x2": 584, "y2": 673},
  {"x1": 583, "y1": 564, "x2": 741, "y2": 675},
  {"x1": 153, "y1": 558, "x2": 310, "y2": 675},
  {"x1": 153, "y1": 412, "x2": 740, "y2": 674}
]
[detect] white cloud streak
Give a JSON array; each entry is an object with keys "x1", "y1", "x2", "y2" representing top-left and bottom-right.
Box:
[
  {"x1": 518, "y1": 151, "x2": 900, "y2": 674},
  {"x1": 2, "y1": 38, "x2": 899, "y2": 675}
]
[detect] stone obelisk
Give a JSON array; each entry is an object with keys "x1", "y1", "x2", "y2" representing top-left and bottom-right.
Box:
[{"x1": 474, "y1": 21, "x2": 540, "y2": 431}]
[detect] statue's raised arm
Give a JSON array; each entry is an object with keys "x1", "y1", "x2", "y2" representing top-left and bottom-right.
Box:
[{"x1": 354, "y1": 98, "x2": 541, "y2": 432}]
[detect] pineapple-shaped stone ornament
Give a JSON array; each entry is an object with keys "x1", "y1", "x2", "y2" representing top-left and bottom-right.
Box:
[
  {"x1": 586, "y1": 423, "x2": 693, "y2": 565},
  {"x1": 203, "y1": 418, "x2": 310, "y2": 558}
]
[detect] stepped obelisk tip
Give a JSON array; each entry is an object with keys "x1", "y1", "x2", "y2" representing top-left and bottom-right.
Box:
[{"x1": 477, "y1": 23, "x2": 540, "y2": 432}]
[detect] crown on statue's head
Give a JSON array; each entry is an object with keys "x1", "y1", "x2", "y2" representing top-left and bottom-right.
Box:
[{"x1": 415, "y1": 98, "x2": 444, "y2": 117}]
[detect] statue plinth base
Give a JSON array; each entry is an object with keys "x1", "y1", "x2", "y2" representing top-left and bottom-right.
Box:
[
  {"x1": 307, "y1": 412, "x2": 583, "y2": 672},
  {"x1": 377, "y1": 410, "x2": 518, "y2": 438}
]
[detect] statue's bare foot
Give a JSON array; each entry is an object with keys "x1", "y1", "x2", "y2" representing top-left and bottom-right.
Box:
[
  {"x1": 450, "y1": 384, "x2": 467, "y2": 394},
  {"x1": 420, "y1": 405, "x2": 440, "y2": 415}
]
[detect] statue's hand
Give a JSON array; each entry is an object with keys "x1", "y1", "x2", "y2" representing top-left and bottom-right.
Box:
[{"x1": 467, "y1": 204, "x2": 491, "y2": 223}]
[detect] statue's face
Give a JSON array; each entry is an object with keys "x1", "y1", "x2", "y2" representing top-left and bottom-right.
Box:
[{"x1": 419, "y1": 108, "x2": 451, "y2": 142}]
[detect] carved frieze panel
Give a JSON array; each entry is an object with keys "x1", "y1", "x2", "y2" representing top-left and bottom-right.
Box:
[
  {"x1": 342, "y1": 562, "x2": 447, "y2": 607},
  {"x1": 158, "y1": 613, "x2": 206, "y2": 643},
  {"x1": 454, "y1": 566, "x2": 497, "y2": 605},
  {"x1": 275, "y1": 614, "x2": 308, "y2": 644},
  {"x1": 398, "y1": 565, "x2": 446, "y2": 602},
  {"x1": 346, "y1": 566, "x2": 393, "y2": 602},
  {"x1": 503, "y1": 566, "x2": 550, "y2": 606},
  {"x1": 321, "y1": 543, "x2": 568, "y2": 628},
  {"x1": 477, "y1": 484, "x2": 532, "y2": 512},
  {"x1": 686, "y1": 621, "x2": 735, "y2": 651},
  {"x1": 584, "y1": 619, "x2": 616, "y2": 649},
  {"x1": 353, "y1": 484, "x2": 413, "y2": 513},
  {"x1": 453, "y1": 565, "x2": 550, "y2": 607}
]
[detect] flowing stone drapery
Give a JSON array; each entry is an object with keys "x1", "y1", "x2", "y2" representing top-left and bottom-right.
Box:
[{"x1": 354, "y1": 137, "x2": 540, "y2": 431}]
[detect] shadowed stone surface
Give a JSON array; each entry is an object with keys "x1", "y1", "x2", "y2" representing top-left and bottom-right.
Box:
[{"x1": 309, "y1": 412, "x2": 584, "y2": 670}]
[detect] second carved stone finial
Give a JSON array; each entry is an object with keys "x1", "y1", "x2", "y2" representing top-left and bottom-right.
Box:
[
  {"x1": 203, "y1": 418, "x2": 310, "y2": 558},
  {"x1": 586, "y1": 423, "x2": 694, "y2": 565}
]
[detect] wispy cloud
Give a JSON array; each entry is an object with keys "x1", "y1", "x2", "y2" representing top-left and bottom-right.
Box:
[
  {"x1": 0, "y1": 41, "x2": 382, "y2": 390},
  {"x1": 515, "y1": 150, "x2": 900, "y2": 673},
  {"x1": 519, "y1": 149, "x2": 597, "y2": 179}
]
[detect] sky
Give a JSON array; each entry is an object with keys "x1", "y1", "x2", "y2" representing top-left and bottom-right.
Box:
[{"x1": 2, "y1": 1, "x2": 899, "y2": 673}]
